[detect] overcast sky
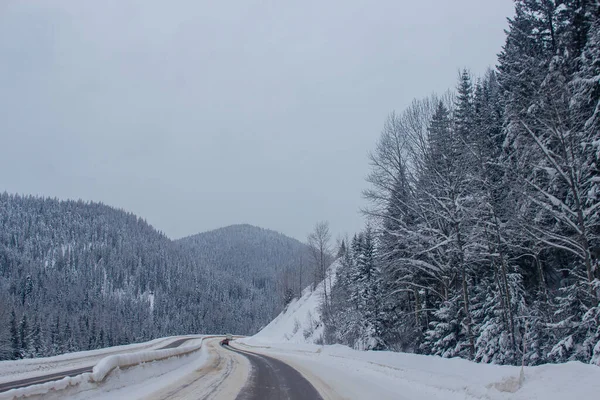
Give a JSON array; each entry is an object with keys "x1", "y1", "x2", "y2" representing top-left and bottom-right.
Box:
[{"x1": 0, "y1": 0, "x2": 514, "y2": 241}]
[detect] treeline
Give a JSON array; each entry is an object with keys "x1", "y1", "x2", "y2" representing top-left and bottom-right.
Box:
[
  {"x1": 0, "y1": 194, "x2": 311, "y2": 360},
  {"x1": 323, "y1": 0, "x2": 600, "y2": 366}
]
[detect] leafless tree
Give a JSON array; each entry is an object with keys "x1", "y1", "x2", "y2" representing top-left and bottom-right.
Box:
[{"x1": 308, "y1": 221, "x2": 332, "y2": 306}]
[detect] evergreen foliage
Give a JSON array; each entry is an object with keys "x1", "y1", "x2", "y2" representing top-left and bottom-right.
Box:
[{"x1": 323, "y1": 0, "x2": 600, "y2": 366}]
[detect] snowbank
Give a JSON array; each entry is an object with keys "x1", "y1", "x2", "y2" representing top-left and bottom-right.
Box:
[
  {"x1": 77, "y1": 338, "x2": 248, "y2": 400},
  {"x1": 250, "y1": 260, "x2": 339, "y2": 344},
  {"x1": 0, "y1": 373, "x2": 91, "y2": 400},
  {"x1": 0, "y1": 336, "x2": 206, "y2": 399},
  {"x1": 90, "y1": 338, "x2": 204, "y2": 382},
  {"x1": 235, "y1": 340, "x2": 600, "y2": 400},
  {"x1": 0, "y1": 336, "x2": 178, "y2": 385}
]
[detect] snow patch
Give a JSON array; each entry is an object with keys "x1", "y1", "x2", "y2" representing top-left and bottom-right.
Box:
[{"x1": 487, "y1": 368, "x2": 525, "y2": 393}]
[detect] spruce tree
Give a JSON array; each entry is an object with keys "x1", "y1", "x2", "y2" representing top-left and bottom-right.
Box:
[
  {"x1": 10, "y1": 310, "x2": 20, "y2": 360},
  {"x1": 19, "y1": 314, "x2": 29, "y2": 358}
]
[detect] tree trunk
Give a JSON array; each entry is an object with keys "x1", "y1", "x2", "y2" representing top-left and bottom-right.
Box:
[
  {"x1": 414, "y1": 289, "x2": 421, "y2": 327},
  {"x1": 456, "y1": 225, "x2": 474, "y2": 360}
]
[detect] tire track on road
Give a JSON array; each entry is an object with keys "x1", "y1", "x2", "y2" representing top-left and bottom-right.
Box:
[{"x1": 145, "y1": 338, "x2": 249, "y2": 400}]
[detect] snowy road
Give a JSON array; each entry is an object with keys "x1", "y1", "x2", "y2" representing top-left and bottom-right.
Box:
[
  {"x1": 0, "y1": 337, "x2": 327, "y2": 400},
  {"x1": 4, "y1": 336, "x2": 598, "y2": 399},
  {"x1": 136, "y1": 339, "x2": 323, "y2": 400},
  {"x1": 227, "y1": 345, "x2": 322, "y2": 400}
]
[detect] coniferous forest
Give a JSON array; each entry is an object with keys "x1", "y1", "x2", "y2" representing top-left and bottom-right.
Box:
[
  {"x1": 323, "y1": 0, "x2": 600, "y2": 366},
  {"x1": 0, "y1": 194, "x2": 311, "y2": 360}
]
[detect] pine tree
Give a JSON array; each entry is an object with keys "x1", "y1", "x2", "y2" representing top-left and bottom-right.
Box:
[
  {"x1": 10, "y1": 310, "x2": 20, "y2": 360},
  {"x1": 19, "y1": 314, "x2": 29, "y2": 358},
  {"x1": 51, "y1": 315, "x2": 62, "y2": 355},
  {"x1": 323, "y1": 243, "x2": 353, "y2": 345},
  {"x1": 30, "y1": 317, "x2": 44, "y2": 358},
  {"x1": 355, "y1": 227, "x2": 385, "y2": 349},
  {"x1": 454, "y1": 69, "x2": 474, "y2": 142},
  {"x1": 422, "y1": 294, "x2": 463, "y2": 358}
]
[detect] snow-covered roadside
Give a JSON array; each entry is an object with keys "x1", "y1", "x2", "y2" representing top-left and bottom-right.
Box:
[
  {"x1": 5, "y1": 338, "x2": 211, "y2": 400},
  {"x1": 0, "y1": 336, "x2": 181, "y2": 385},
  {"x1": 242, "y1": 258, "x2": 600, "y2": 399},
  {"x1": 76, "y1": 341, "x2": 210, "y2": 400},
  {"x1": 235, "y1": 340, "x2": 600, "y2": 400},
  {"x1": 1, "y1": 337, "x2": 247, "y2": 400},
  {"x1": 0, "y1": 336, "x2": 206, "y2": 400}
]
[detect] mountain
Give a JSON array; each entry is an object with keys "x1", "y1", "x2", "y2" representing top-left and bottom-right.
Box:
[
  {"x1": 176, "y1": 224, "x2": 313, "y2": 336},
  {"x1": 0, "y1": 193, "x2": 310, "y2": 360}
]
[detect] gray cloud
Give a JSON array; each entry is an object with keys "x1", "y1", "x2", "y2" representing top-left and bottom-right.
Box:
[{"x1": 0, "y1": 0, "x2": 514, "y2": 240}]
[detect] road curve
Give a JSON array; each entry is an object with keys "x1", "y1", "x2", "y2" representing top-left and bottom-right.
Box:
[
  {"x1": 0, "y1": 337, "x2": 193, "y2": 393},
  {"x1": 226, "y1": 345, "x2": 324, "y2": 400},
  {"x1": 144, "y1": 337, "x2": 250, "y2": 400}
]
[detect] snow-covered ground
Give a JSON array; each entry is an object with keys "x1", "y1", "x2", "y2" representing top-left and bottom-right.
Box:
[
  {"x1": 1, "y1": 337, "x2": 247, "y2": 400},
  {"x1": 235, "y1": 340, "x2": 600, "y2": 400},
  {"x1": 0, "y1": 336, "x2": 183, "y2": 385},
  {"x1": 240, "y1": 260, "x2": 600, "y2": 400},
  {"x1": 0, "y1": 335, "x2": 211, "y2": 400},
  {"x1": 253, "y1": 260, "x2": 339, "y2": 344}
]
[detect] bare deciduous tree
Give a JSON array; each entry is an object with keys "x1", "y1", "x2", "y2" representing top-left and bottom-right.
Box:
[{"x1": 308, "y1": 221, "x2": 332, "y2": 306}]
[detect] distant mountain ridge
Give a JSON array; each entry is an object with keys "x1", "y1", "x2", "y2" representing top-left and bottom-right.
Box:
[
  {"x1": 0, "y1": 193, "x2": 310, "y2": 360},
  {"x1": 178, "y1": 224, "x2": 309, "y2": 273},
  {"x1": 176, "y1": 224, "x2": 313, "y2": 332}
]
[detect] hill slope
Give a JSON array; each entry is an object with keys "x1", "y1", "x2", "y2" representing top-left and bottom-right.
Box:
[
  {"x1": 176, "y1": 224, "x2": 313, "y2": 332},
  {"x1": 0, "y1": 193, "x2": 309, "y2": 360},
  {"x1": 248, "y1": 260, "x2": 339, "y2": 345}
]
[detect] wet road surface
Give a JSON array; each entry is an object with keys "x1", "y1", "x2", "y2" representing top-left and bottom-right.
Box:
[{"x1": 226, "y1": 345, "x2": 323, "y2": 400}]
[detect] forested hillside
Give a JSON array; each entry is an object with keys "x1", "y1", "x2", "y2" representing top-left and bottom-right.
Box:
[
  {"x1": 0, "y1": 194, "x2": 310, "y2": 360},
  {"x1": 177, "y1": 225, "x2": 313, "y2": 334},
  {"x1": 323, "y1": 0, "x2": 600, "y2": 366}
]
